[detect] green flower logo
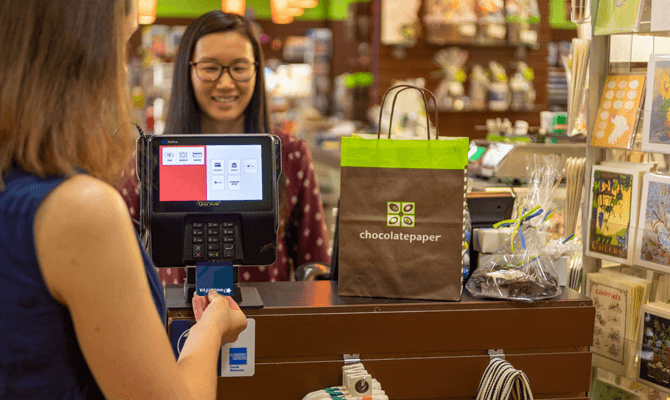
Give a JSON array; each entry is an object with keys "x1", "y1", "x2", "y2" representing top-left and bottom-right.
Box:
[{"x1": 387, "y1": 201, "x2": 415, "y2": 228}]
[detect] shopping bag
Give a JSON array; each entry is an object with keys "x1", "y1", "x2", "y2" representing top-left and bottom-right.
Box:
[{"x1": 337, "y1": 84, "x2": 468, "y2": 301}]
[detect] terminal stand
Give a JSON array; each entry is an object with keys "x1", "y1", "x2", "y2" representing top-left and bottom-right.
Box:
[{"x1": 179, "y1": 265, "x2": 264, "y2": 309}]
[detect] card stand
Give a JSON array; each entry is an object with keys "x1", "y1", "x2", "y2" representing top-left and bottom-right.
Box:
[
  {"x1": 570, "y1": 0, "x2": 591, "y2": 24},
  {"x1": 593, "y1": 0, "x2": 649, "y2": 36},
  {"x1": 603, "y1": 336, "x2": 670, "y2": 395},
  {"x1": 303, "y1": 362, "x2": 388, "y2": 400},
  {"x1": 183, "y1": 265, "x2": 264, "y2": 309},
  {"x1": 593, "y1": 363, "x2": 668, "y2": 400},
  {"x1": 585, "y1": 219, "x2": 641, "y2": 266}
]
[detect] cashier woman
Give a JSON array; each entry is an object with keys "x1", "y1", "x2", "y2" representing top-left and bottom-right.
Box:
[
  {"x1": 0, "y1": 0, "x2": 246, "y2": 398},
  {"x1": 116, "y1": 10, "x2": 331, "y2": 286}
]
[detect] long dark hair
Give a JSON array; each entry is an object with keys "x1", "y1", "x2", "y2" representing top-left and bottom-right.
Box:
[{"x1": 165, "y1": 11, "x2": 270, "y2": 135}]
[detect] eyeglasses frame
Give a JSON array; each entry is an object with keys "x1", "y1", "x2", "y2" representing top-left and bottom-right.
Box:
[{"x1": 189, "y1": 60, "x2": 259, "y2": 83}]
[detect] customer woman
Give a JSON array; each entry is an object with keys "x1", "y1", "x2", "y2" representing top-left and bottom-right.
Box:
[
  {"x1": 117, "y1": 11, "x2": 330, "y2": 285},
  {"x1": 0, "y1": 1, "x2": 246, "y2": 398}
]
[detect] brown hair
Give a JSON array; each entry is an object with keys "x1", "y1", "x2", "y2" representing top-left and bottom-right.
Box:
[{"x1": 0, "y1": 0, "x2": 133, "y2": 189}]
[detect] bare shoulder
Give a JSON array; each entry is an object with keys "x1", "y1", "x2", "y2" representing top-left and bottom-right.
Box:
[
  {"x1": 39, "y1": 174, "x2": 130, "y2": 228},
  {"x1": 34, "y1": 174, "x2": 140, "y2": 304}
]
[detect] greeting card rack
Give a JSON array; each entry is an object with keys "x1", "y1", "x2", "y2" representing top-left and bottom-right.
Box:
[{"x1": 582, "y1": 0, "x2": 670, "y2": 399}]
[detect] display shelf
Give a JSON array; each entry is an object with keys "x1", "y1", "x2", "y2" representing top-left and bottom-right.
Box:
[{"x1": 582, "y1": 6, "x2": 670, "y2": 397}]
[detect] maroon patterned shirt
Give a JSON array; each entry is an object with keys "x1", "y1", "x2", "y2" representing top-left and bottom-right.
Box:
[{"x1": 116, "y1": 130, "x2": 330, "y2": 285}]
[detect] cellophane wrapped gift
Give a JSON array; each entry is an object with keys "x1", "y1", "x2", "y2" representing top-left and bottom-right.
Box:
[{"x1": 466, "y1": 155, "x2": 565, "y2": 301}]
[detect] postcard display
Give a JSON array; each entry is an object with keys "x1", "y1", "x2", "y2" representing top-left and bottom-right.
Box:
[{"x1": 586, "y1": 1, "x2": 670, "y2": 398}]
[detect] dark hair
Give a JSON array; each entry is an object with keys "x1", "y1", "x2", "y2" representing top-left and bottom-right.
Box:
[{"x1": 165, "y1": 11, "x2": 270, "y2": 135}]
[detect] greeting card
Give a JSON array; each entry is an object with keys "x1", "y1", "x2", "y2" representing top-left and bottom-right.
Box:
[
  {"x1": 595, "y1": 0, "x2": 644, "y2": 35},
  {"x1": 590, "y1": 74, "x2": 646, "y2": 149},
  {"x1": 588, "y1": 270, "x2": 650, "y2": 375},
  {"x1": 637, "y1": 302, "x2": 670, "y2": 393},
  {"x1": 586, "y1": 164, "x2": 648, "y2": 265},
  {"x1": 634, "y1": 173, "x2": 670, "y2": 273},
  {"x1": 642, "y1": 55, "x2": 670, "y2": 154}
]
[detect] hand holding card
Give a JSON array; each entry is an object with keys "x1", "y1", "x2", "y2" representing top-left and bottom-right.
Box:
[{"x1": 192, "y1": 289, "x2": 247, "y2": 346}]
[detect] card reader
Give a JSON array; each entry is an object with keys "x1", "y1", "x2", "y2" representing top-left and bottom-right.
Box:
[{"x1": 137, "y1": 134, "x2": 282, "y2": 268}]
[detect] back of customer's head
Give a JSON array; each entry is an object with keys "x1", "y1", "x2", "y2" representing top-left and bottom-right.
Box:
[
  {"x1": 165, "y1": 11, "x2": 271, "y2": 135},
  {"x1": 0, "y1": 0, "x2": 134, "y2": 188}
]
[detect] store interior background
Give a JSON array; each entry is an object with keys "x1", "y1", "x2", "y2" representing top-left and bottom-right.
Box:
[
  {"x1": 130, "y1": 1, "x2": 670, "y2": 398},
  {"x1": 129, "y1": 0, "x2": 581, "y2": 247}
]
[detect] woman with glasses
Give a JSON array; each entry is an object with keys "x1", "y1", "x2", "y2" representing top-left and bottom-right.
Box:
[
  {"x1": 117, "y1": 11, "x2": 330, "y2": 285},
  {"x1": 0, "y1": 0, "x2": 246, "y2": 399}
]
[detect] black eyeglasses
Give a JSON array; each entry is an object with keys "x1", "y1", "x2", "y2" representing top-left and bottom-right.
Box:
[{"x1": 189, "y1": 60, "x2": 258, "y2": 82}]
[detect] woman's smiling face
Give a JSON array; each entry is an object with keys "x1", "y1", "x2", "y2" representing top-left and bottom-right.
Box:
[{"x1": 190, "y1": 31, "x2": 256, "y2": 133}]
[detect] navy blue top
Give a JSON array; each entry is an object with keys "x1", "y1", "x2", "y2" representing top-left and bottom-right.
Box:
[{"x1": 0, "y1": 169, "x2": 166, "y2": 399}]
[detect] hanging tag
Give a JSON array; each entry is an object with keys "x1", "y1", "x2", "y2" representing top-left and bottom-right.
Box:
[
  {"x1": 220, "y1": 318, "x2": 255, "y2": 377},
  {"x1": 196, "y1": 262, "x2": 233, "y2": 296}
]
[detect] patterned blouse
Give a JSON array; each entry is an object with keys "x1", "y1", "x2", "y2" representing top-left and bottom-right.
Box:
[{"x1": 116, "y1": 130, "x2": 330, "y2": 285}]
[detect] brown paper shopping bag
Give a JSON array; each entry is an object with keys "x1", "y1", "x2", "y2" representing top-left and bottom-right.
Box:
[{"x1": 337, "y1": 85, "x2": 469, "y2": 301}]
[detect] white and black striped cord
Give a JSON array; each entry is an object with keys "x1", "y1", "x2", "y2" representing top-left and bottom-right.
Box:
[{"x1": 476, "y1": 358, "x2": 533, "y2": 400}]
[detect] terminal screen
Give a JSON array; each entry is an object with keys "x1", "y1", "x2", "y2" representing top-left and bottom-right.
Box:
[{"x1": 159, "y1": 145, "x2": 262, "y2": 202}]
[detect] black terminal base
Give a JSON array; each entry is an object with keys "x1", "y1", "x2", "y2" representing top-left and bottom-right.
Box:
[
  {"x1": 175, "y1": 265, "x2": 263, "y2": 310},
  {"x1": 167, "y1": 284, "x2": 263, "y2": 310}
]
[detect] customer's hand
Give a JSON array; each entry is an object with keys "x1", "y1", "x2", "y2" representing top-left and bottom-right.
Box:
[{"x1": 194, "y1": 290, "x2": 247, "y2": 345}]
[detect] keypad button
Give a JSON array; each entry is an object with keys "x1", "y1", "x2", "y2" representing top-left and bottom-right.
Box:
[
  {"x1": 223, "y1": 244, "x2": 234, "y2": 250},
  {"x1": 193, "y1": 244, "x2": 204, "y2": 259},
  {"x1": 222, "y1": 222, "x2": 234, "y2": 228},
  {"x1": 192, "y1": 222, "x2": 204, "y2": 228},
  {"x1": 192, "y1": 237, "x2": 204, "y2": 243},
  {"x1": 207, "y1": 244, "x2": 220, "y2": 251},
  {"x1": 207, "y1": 237, "x2": 220, "y2": 243},
  {"x1": 207, "y1": 251, "x2": 220, "y2": 259},
  {"x1": 224, "y1": 250, "x2": 234, "y2": 258},
  {"x1": 222, "y1": 228, "x2": 235, "y2": 235},
  {"x1": 207, "y1": 222, "x2": 220, "y2": 228},
  {"x1": 207, "y1": 228, "x2": 220, "y2": 236},
  {"x1": 192, "y1": 229, "x2": 204, "y2": 236},
  {"x1": 222, "y1": 236, "x2": 234, "y2": 243}
]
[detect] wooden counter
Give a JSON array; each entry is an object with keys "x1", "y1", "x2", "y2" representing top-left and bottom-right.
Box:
[{"x1": 166, "y1": 281, "x2": 595, "y2": 400}]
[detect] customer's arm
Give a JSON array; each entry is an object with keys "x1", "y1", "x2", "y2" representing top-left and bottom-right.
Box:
[{"x1": 34, "y1": 174, "x2": 245, "y2": 400}]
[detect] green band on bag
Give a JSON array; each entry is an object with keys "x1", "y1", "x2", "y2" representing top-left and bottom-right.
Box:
[{"x1": 340, "y1": 137, "x2": 469, "y2": 169}]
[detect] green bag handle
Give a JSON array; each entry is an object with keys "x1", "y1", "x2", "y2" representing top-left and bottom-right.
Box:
[{"x1": 377, "y1": 84, "x2": 439, "y2": 140}]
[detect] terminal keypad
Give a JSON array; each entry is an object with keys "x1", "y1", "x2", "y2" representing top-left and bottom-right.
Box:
[{"x1": 190, "y1": 220, "x2": 238, "y2": 261}]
